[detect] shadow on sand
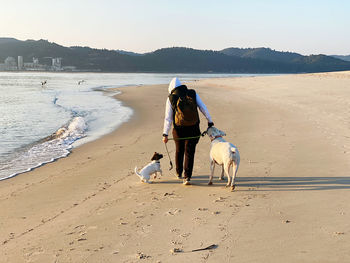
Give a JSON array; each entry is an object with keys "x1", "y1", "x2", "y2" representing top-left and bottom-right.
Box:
[
  {"x1": 237, "y1": 176, "x2": 350, "y2": 191},
  {"x1": 153, "y1": 175, "x2": 350, "y2": 191}
]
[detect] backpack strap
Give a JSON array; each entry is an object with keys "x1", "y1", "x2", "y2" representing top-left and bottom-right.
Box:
[{"x1": 169, "y1": 93, "x2": 178, "y2": 111}]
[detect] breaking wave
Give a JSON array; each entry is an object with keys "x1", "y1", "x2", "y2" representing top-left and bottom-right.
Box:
[{"x1": 0, "y1": 117, "x2": 87, "y2": 181}]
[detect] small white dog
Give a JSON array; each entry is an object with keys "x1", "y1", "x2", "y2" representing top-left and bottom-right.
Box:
[
  {"x1": 134, "y1": 152, "x2": 163, "y2": 183},
  {"x1": 206, "y1": 127, "x2": 240, "y2": 191}
]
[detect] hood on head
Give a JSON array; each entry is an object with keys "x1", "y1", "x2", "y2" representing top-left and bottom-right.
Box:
[{"x1": 168, "y1": 77, "x2": 182, "y2": 94}]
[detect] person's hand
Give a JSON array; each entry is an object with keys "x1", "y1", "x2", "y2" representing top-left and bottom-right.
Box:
[
  {"x1": 208, "y1": 122, "x2": 214, "y2": 128},
  {"x1": 162, "y1": 135, "x2": 168, "y2": 144}
]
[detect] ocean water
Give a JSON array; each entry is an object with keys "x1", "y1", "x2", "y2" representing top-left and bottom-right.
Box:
[{"x1": 0, "y1": 72, "x2": 264, "y2": 180}]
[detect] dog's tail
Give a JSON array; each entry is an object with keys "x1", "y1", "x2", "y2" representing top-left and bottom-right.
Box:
[
  {"x1": 134, "y1": 166, "x2": 142, "y2": 179},
  {"x1": 230, "y1": 147, "x2": 238, "y2": 161}
]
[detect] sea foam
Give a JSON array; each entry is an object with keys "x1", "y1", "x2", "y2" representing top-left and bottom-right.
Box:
[{"x1": 0, "y1": 117, "x2": 87, "y2": 181}]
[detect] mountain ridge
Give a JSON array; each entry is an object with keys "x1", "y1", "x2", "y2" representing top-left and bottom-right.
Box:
[
  {"x1": 331, "y1": 55, "x2": 350, "y2": 62},
  {"x1": 0, "y1": 38, "x2": 349, "y2": 73}
]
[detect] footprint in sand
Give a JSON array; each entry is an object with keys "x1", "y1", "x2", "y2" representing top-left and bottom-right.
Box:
[
  {"x1": 66, "y1": 224, "x2": 86, "y2": 236},
  {"x1": 165, "y1": 208, "x2": 181, "y2": 216},
  {"x1": 180, "y1": 232, "x2": 191, "y2": 238},
  {"x1": 24, "y1": 246, "x2": 44, "y2": 258},
  {"x1": 218, "y1": 224, "x2": 226, "y2": 232},
  {"x1": 136, "y1": 252, "x2": 151, "y2": 259},
  {"x1": 214, "y1": 197, "x2": 226, "y2": 203},
  {"x1": 170, "y1": 248, "x2": 183, "y2": 254}
]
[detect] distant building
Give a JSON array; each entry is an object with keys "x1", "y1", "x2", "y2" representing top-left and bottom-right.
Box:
[
  {"x1": 4, "y1": 57, "x2": 17, "y2": 70},
  {"x1": 0, "y1": 55, "x2": 76, "y2": 72},
  {"x1": 33, "y1": 57, "x2": 39, "y2": 66},
  {"x1": 18, "y1": 56, "x2": 23, "y2": 70},
  {"x1": 23, "y1": 62, "x2": 34, "y2": 68},
  {"x1": 23, "y1": 57, "x2": 47, "y2": 71},
  {"x1": 51, "y1": 57, "x2": 62, "y2": 71}
]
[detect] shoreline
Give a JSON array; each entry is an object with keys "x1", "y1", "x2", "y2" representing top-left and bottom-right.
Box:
[
  {"x1": 0, "y1": 72, "x2": 270, "y2": 182},
  {"x1": 0, "y1": 85, "x2": 138, "y2": 181},
  {"x1": 0, "y1": 85, "x2": 134, "y2": 182},
  {"x1": 0, "y1": 72, "x2": 277, "y2": 182},
  {"x1": 2, "y1": 72, "x2": 350, "y2": 262}
]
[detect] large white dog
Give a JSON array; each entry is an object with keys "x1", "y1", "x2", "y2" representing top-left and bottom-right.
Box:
[{"x1": 206, "y1": 127, "x2": 240, "y2": 191}]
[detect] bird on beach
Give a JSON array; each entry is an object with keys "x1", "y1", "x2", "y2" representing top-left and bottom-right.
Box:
[
  {"x1": 78, "y1": 80, "x2": 85, "y2": 85},
  {"x1": 41, "y1": 80, "x2": 47, "y2": 86}
]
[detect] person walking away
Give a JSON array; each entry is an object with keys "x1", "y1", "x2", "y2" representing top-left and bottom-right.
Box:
[{"x1": 162, "y1": 77, "x2": 214, "y2": 185}]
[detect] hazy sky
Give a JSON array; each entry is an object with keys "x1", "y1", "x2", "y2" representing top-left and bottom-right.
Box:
[{"x1": 1, "y1": 0, "x2": 349, "y2": 55}]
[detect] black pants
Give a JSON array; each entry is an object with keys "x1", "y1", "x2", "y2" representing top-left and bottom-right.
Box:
[{"x1": 172, "y1": 126, "x2": 200, "y2": 180}]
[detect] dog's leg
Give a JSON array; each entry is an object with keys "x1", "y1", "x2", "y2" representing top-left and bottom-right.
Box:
[
  {"x1": 159, "y1": 169, "x2": 163, "y2": 177},
  {"x1": 231, "y1": 163, "x2": 238, "y2": 191},
  {"x1": 219, "y1": 165, "x2": 224, "y2": 180},
  {"x1": 208, "y1": 160, "x2": 215, "y2": 185},
  {"x1": 142, "y1": 178, "x2": 150, "y2": 183},
  {"x1": 224, "y1": 163, "x2": 231, "y2": 187}
]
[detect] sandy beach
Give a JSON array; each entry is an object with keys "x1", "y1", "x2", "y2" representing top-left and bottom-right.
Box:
[{"x1": 1, "y1": 72, "x2": 350, "y2": 262}]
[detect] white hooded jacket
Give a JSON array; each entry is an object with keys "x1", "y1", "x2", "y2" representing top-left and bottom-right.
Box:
[{"x1": 163, "y1": 77, "x2": 213, "y2": 135}]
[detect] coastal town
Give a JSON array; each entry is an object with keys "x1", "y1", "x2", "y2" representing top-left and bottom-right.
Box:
[{"x1": 0, "y1": 56, "x2": 77, "y2": 71}]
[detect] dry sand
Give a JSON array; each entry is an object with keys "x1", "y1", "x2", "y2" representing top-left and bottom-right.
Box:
[{"x1": 1, "y1": 72, "x2": 350, "y2": 262}]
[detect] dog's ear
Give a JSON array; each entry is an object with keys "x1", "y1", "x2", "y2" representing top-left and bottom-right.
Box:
[
  {"x1": 151, "y1": 152, "x2": 163, "y2": 161},
  {"x1": 211, "y1": 127, "x2": 220, "y2": 137},
  {"x1": 151, "y1": 152, "x2": 157, "y2": 161},
  {"x1": 220, "y1": 130, "x2": 226, "y2": 136},
  {"x1": 206, "y1": 127, "x2": 214, "y2": 138}
]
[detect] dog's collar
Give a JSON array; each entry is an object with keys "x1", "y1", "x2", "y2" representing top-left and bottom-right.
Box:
[
  {"x1": 210, "y1": 135, "x2": 222, "y2": 142},
  {"x1": 153, "y1": 160, "x2": 161, "y2": 163}
]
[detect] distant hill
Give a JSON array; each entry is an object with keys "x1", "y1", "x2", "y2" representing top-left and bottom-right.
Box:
[
  {"x1": 0, "y1": 39, "x2": 77, "y2": 65},
  {"x1": 0, "y1": 38, "x2": 20, "y2": 44},
  {"x1": 331, "y1": 55, "x2": 350, "y2": 62},
  {"x1": 1, "y1": 38, "x2": 350, "y2": 73},
  {"x1": 221, "y1": 47, "x2": 303, "y2": 63},
  {"x1": 133, "y1": 47, "x2": 294, "y2": 73},
  {"x1": 115, "y1": 50, "x2": 143, "y2": 56},
  {"x1": 291, "y1": 54, "x2": 350, "y2": 72}
]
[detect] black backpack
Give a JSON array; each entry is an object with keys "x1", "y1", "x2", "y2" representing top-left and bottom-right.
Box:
[{"x1": 169, "y1": 85, "x2": 199, "y2": 127}]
